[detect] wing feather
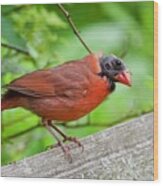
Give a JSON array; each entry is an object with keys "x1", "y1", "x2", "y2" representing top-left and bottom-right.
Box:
[{"x1": 8, "y1": 61, "x2": 90, "y2": 99}]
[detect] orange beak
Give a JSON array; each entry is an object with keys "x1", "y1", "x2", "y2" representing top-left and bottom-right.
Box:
[{"x1": 115, "y1": 70, "x2": 132, "y2": 87}]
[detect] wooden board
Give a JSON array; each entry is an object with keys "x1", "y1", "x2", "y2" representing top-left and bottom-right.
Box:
[{"x1": 2, "y1": 113, "x2": 154, "y2": 180}]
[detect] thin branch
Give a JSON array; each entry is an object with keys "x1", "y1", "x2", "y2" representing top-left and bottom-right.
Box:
[
  {"x1": 1, "y1": 112, "x2": 148, "y2": 140},
  {"x1": 57, "y1": 4, "x2": 93, "y2": 54},
  {"x1": 2, "y1": 124, "x2": 41, "y2": 141},
  {"x1": 2, "y1": 113, "x2": 32, "y2": 127},
  {"x1": 2, "y1": 110, "x2": 153, "y2": 142},
  {"x1": 1, "y1": 42, "x2": 30, "y2": 56},
  {"x1": 1, "y1": 42, "x2": 39, "y2": 67}
]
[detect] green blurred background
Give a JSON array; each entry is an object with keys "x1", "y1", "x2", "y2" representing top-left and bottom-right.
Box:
[{"x1": 1, "y1": 1, "x2": 154, "y2": 165}]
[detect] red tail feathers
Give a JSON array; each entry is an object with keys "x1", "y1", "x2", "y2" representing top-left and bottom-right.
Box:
[
  {"x1": 1, "y1": 92, "x2": 20, "y2": 111},
  {"x1": 1, "y1": 98, "x2": 17, "y2": 111}
]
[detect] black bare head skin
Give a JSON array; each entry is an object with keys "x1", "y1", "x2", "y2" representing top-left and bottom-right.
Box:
[{"x1": 99, "y1": 55, "x2": 126, "y2": 81}]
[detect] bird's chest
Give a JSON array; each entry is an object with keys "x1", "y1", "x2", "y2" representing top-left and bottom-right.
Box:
[
  {"x1": 55, "y1": 76, "x2": 110, "y2": 121},
  {"x1": 76, "y1": 77, "x2": 110, "y2": 114}
]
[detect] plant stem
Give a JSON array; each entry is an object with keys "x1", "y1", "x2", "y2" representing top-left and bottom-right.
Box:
[
  {"x1": 2, "y1": 110, "x2": 152, "y2": 141},
  {"x1": 1, "y1": 42, "x2": 30, "y2": 56},
  {"x1": 57, "y1": 4, "x2": 93, "y2": 54}
]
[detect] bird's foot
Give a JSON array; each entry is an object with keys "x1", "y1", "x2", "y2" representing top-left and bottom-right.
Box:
[
  {"x1": 63, "y1": 136, "x2": 84, "y2": 152},
  {"x1": 46, "y1": 142, "x2": 72, "y2": 162},
  {"x1": 58, "y1": 141, "x2": 72, "y2": 163},
  {"x1": 54, "y1": 136, "x2": 84, "y2": 153}
]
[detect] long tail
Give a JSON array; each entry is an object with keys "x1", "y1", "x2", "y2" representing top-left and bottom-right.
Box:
[{"x1": 1, "y1": 91, "x2": 20, "y2": 111}]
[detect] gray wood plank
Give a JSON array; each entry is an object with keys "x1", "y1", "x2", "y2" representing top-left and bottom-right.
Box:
[{"x1": 1, "y1": 113, "x2": 154, "y2": 180}]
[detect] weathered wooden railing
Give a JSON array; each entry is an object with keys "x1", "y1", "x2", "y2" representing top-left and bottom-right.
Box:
[{"x1": 1, "y1": 113, "x2": 154, "y2": 180}]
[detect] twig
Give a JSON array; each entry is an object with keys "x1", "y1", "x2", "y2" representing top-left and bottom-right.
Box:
[
  {"x1": 2, "y1": 124, "x2": 41, "y2": 141},
  {"x1": 2, "y1": 110, "x2": 152, "y2": 141},
  {"x1": 2, "y1": 113, "x2": 32, "y2": 127},
  {"x1": 1, "y1": 42, "x2": 30, "y2": 56},
  {"x1": 57, "y1": 4, "x2": 93, "y2": 54},
  {"x1": 1, "y1": 42, "x2": 39, "y2": 67}
]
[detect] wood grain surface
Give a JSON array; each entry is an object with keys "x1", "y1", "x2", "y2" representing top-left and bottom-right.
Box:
[{"x1": 1, "y1": 113, "x2": 154, "y2": 180}]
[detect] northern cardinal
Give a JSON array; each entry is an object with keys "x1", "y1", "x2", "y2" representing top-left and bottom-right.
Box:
[{"x1": 2, "y1": 53, "x2": 131, "y2": 161}]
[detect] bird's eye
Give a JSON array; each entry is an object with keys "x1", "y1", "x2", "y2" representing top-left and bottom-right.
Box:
[
  {"x1": 115, "y1": 60, "x2": 121, "y2": 66},
  {"x1": 105, "y1": 63, "x2": 111, "y2": 70}
]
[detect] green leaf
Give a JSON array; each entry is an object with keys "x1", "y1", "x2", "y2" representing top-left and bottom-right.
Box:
[{"x1": 1, "y1": 16, "x2": 27, "y2": 49}]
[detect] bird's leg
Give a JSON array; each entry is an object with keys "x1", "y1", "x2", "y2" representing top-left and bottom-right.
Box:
[
  {"x1": 42, "y1": 119, "x2": 72, "y2": 162},
  {"x1": 50, "y1": 122, "x2": 84, "y2": 152}
]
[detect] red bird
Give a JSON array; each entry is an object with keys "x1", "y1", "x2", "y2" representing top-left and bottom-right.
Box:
[{"x1": 2, "y1": 53, "x2": 131, "y2": 161}]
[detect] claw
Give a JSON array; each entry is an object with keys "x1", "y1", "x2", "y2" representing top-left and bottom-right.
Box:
[
  {"x1": 58, "y1": 141, "x2": 72, "y2": 163},
  {"x1": 45, "y1": 137, "x2": 83, "y2": 163},
  {"x1": 48, "y1": 123, "x2": 84, "y2": 153},
  {"x1": 63, "y1": 136, "x2": 84, "y2": 153}
]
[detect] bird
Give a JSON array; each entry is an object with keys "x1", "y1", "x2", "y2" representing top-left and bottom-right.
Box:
[{"x1": 1, "y1": 52, "x2": 131, "y2": 162}]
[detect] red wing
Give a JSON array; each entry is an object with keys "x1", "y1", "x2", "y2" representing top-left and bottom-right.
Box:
[{"x1": 8, "y1": 62, "x2": 90, "y2": 98}]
